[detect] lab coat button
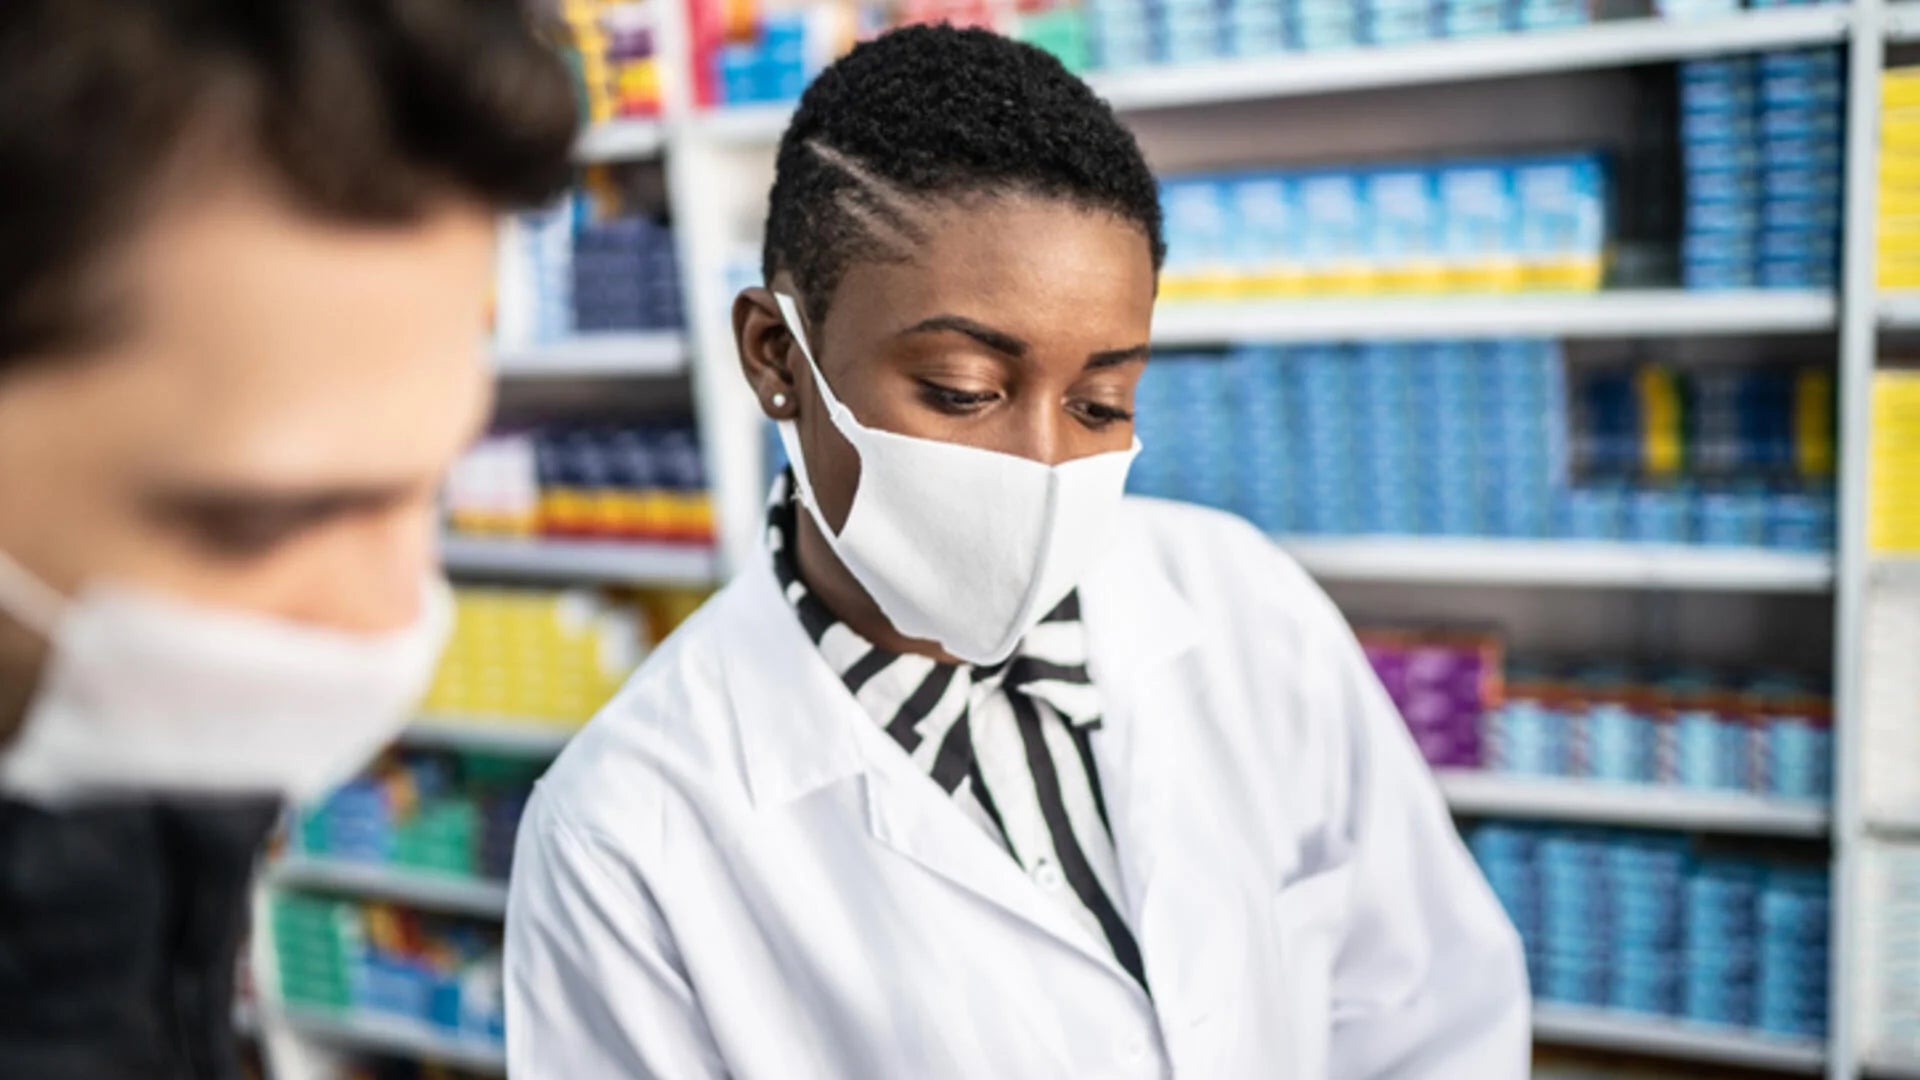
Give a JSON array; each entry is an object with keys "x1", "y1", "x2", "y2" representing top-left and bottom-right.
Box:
[{"x1": 1033, "y1": 859, "x2": 1065, "y2": 891}]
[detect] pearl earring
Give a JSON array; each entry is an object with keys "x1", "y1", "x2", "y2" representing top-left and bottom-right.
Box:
[{"x1": 771, "y1": 392, "x2": 789, "y2": 410}]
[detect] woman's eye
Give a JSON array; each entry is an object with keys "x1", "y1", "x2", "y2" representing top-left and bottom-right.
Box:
[
  {"x1": 1072, "y1": 399, "x2": 1135, "y2": 428},
  {"x1": 917, "y1": 381, "x2": 999, "y2": 414}
]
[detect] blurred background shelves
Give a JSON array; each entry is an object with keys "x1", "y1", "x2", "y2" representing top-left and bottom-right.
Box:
[
  {"x1": 492, "y1": 331, "x2": 688, "y2": 378},
  {"x1": 1091, "y1": 6, "x2": 1853, "y2": 111},
  {"x1": 1532, "y1": 1005, "x2": 1826, "y2": 1073},
  {"x1": 439, "y1": 535, "x2": 718, "y2": 586},
  {"x1": 274, "y1": 1007, "x2": 507, "y2": 1075},
  {"x1": 1278, "y1": 538, "x2": 1836, "y2": 592},
  {"x1": 1877, "y1": 293, "x2": 1920, "y2": 329},
  {"x1": 687, "y1": 8, "x2": 1853, "y2": 141},
  {"x1": 268, "y1": 856, "x2": 509, "y2": 920},
  {"x1": 1150, "y1": 290, "x2": 1839, "y2": 346},
  {"x1": 1438, "y1": 771, "x2": 1831, "y2": 835}
]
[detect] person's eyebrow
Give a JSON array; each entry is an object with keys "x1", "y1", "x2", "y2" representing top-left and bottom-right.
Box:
[
  {"x1": 145, "y1": 482, "x2": 416, "y2": 527},
  {"x1": 897, "y1": 314, "x2": 1029, "y2": 358},
  {"x1": 1086, "y1": 345, "x2": 1150, "y2": 370}
]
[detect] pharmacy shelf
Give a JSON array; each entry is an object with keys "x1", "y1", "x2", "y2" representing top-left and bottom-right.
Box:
[
  {"x1": 1436, "y1": 771, "x2": 1831, "y2": 836},
  {"x1": 492, "y1": 331, "x2": 688, "y2": 377},
  {"x1": 1092, "y1": 7, "x2": 1852, "y2": 113},
  {"x1": 441, "y1": 535, "x2": 718, "y2": 586},
  {"x1": 1151, "y1": 289, "x2": 1837, "y2": 345},
  {"x1": 686, "y1": 9, "x2": 1851, "y2": 144},
  {"x1": 1871, "y1": 557, "x2": 1920, "y2": 589},
  {"x1": 1867, "y1": 1052, "x2": 1920, "y2": 1079},
  {"x1": 1865, "y1": 807, "x2": 1920, "y2": 837},
  {"x1": 1886, "y1": 2, "x2": 1920, "y2": 42},
  {"x1": 1877, "y1": 292, "x2": 1920, "y2": 328},
  {"x1": 405, "y1": 714, "x2": 581, "y2": 757},
  {"x1": 1532, "y1": 1005, "x2": 1826, "y2": 1074},
  {"x1": 686, "y1": 101, "x2": 794, "y2": 145},
  {"x1": 276, "y1": 1008, "x2": 507, "y2": 1075},
  {"x1": 575, "y1": 117, "x2": 667, "y2": 163},
  {"x1": 1278, "y1": 538, "x2": 1836, "y2": 592},
  {"x1": 268, "y1": 856, "x2": 509, "y2": 919}
]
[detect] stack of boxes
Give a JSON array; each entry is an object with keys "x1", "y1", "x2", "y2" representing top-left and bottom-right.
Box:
[
  {"x1": 1480, "y1": 667, "x2": 1833, "y2": 800},
  {"x1": 502, "y1": 192, "x2": 687, "y2": 347},
  {"x1": 1563, "y1": 362, "x2": 1835, "y2": 549},
  {"x1": 420, "y1": 587, "x2": 652, "y2": 725},
  {"x1": 296, "y1": 751, "x2": 546, "y2": 882},
  {"x1": 273, "y1": 896, "x2": 506, "y2": 1044},
  {"x1": 1359, "y1": 628, "x2": 1503, "y2": 768},
  {"x1": 558, "y1": 0, "x2": 666, "y2": 121},
  {"x1": 1467, "y1": 823, "x2": 1831, "y2": 1038},
  {"x1": 1871, "y1": 371, "x2": 1920, "y2": 553},
  {"x1": 716, "y1": 13, "x2": 814, "y2": 105},
  {"x1": 1159, "y1": 155, "x2": 1607, "y2": 299},
  {"x1": 1681, "y1": 50, "x2": 1844, "y2": 291},
  {"x1": 1882, "y1": 67, "x2": 1920, "y2": 290},
  {"x1": 444, "y1": 424, "x2": 713, "y2": 546},
  {"x1": 571, "y1": 218, "x2": 685, "y2": 333}
]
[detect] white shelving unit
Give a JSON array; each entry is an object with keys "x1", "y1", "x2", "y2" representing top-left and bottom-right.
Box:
[
  {"x1": 1279, "y1": 537, "x2": 1836, "y2": 592},
  {"x1": 574, "y1": 117, "x2": 667, "y2": 163},
  {"x1": 1150, "y1": 289, "x2": 1837, "y2": 345},
  {"x1": 403, "y1": 714, "x2": 582, "y2": 757},
  {"x1": 275, "y1": 1008, "x2": 507, "y2": 1075},
  {"x1": 1437, "y1": 771, "x2": 1833, "y2": 836},
  {"x1": 268, "y1": 857, "x2": 510, "y2": 919},
  {"x1": 1532, "y1": 1005, "x2": 1827, "y2": 1074},
  {"x1": 493, "y1": 330, "x2": 688, "y2": 377},
  {"x1": 1877, "y1": 291, "x2": 1920, "y2": 327},
  {"x1": 1867, "y1": 1053, "x2": 1920, "y2": 1079},
  {"x1": 440, "y1": 535, "x2": 719, "y2": 586}
]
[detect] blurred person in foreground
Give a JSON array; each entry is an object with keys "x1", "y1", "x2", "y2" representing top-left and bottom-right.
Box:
[{"x1": 0, "y1": 3, "x2": 575, "y2": 1076}]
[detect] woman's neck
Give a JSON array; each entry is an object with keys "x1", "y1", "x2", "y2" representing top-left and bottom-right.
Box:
[{"x1": 793, "y1": 507, "x2": 962, "y2": 665}]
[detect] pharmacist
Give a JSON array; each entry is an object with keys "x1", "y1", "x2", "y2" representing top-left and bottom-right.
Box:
[
  {"x1": 506, "y1": 25, "x2": 1528, "y2": 1080},
  {"x1": 0, "y1": 3, "x2": 577, "y2": 1077}
]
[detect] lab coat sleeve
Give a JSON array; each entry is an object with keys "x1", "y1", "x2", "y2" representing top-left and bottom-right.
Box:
[
  {"x1": 1306, "y1": 583, "x2": 1532, "y2": 1078},
  {"x1": 505, "y1": 790, "x2": 727, "y2": 1079}
]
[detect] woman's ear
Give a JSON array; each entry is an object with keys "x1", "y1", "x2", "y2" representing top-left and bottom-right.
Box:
[{"x1": 733, "y1": 287, "x2": 799, "y2": 420}]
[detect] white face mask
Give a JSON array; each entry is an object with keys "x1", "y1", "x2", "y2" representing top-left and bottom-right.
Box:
[
  {"x1": 773, "y1": 292, "x2": 1138, "y2": 665},
  {"x1": 0, "y1": 548, "x2": 451, "y2": 806}
]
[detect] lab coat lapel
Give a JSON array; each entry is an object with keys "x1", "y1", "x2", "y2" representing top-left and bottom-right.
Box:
[
  {"x1": 724, "y1": 556, "x2": 1144, "y2": 992},
  {"x1": 1080, "y1": 535, "x2": 1239, "y2": 1058},
  {"x1": 855, "y1": 734, "x2": 1135, "y2": 985}
]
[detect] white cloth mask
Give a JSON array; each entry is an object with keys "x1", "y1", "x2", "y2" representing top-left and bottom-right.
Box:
[
  {"x1": 0, "y1": 548, "x2": 451, "y2": 806},
  {"x1": 773, "y1": 292, "x2": 1138, "y2": 664}
]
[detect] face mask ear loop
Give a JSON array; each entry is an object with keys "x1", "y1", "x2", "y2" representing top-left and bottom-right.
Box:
[
  {"x1": 0, "y1": 548, "x2": 66, "y2": 639},
  {"x1": 773, "y1": 292, "x2": 861, "y2": 432}
]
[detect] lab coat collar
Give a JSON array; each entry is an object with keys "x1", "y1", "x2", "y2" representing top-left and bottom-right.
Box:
[
  {"x1": 723, "y1": 555, "x2": 872, "y2": 808},
  {"x1": 724, "y1": 519, "x2": 1203, "y2": 808}
]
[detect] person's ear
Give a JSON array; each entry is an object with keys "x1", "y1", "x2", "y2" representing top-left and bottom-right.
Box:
[{"x1": 733, "y1": 287, "x2": 799, "y2": 420}]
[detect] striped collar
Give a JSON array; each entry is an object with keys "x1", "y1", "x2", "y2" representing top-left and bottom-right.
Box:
[{"x1": 765, "y1": 473, "x2": 1104, "y2": 756}]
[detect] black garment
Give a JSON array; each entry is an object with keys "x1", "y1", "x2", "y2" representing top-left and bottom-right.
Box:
[{"x1": 0, "y1": 795, "x2": 278, "y2": 1080}]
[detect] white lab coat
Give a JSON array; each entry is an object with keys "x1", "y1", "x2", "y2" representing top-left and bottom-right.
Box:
[{"x1": 505, "y1": 497, "x2": 1530, "y2": 1079}]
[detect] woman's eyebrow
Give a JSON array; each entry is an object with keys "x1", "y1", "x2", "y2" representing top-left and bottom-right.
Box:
[
  {"x1": 1086, "y1": 345, "x2": 1150, "y2": 370},
  {"x1": 896, "y1": 315, "x2": 1028, "y2": 357}
]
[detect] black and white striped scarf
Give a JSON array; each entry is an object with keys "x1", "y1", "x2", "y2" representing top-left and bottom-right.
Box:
[{"x1": 766, "y1": 472, "x2": 1146, "y2": 989}]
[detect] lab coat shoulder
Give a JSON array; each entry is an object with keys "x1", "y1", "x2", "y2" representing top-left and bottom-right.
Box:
[
  {"x1": 529, "y1": 579, "x2": 762, "y2": 862},
  {"x1": 1102, "y1": 496, "x2": 1374, "y2": 811}
]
